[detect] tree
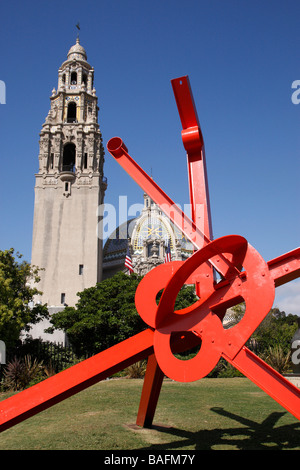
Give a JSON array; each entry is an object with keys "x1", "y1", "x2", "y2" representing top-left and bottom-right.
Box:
[
  {"x1": 251, "y1": 308, "x2": 299, "y2": 356},
  {"x1": 0, "y1": 249, "x2": 48, "y2": 349},
  {"x1": 226, "y1": 304, "x2": 298, "y2": 357},
  {"x1": 48, "y1": 272, "x2": 145, "y2": 356},
  {"x1": 48, "y1": 272, "x2": 199, "y2": 357}
]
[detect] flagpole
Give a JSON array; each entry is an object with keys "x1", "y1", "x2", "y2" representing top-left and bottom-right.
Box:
[{"x1": 125, "y1": 244, "x2": 134, "y2": 274}]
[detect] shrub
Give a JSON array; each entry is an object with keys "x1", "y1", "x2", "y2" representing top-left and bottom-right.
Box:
[
  {"x1": 263, "y1": 345, "x2": 292, "y2": 374},
  {"x1": 2, "y1": 355, "x2": 44, "y2": 391},
  {"x1": 124, "y1": 360, "x2": 147, "y2": 378}
]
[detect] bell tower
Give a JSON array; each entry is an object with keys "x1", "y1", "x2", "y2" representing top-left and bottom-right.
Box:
[{"x1": 31, "y1": 38, "x2": 107, "y2": 310}]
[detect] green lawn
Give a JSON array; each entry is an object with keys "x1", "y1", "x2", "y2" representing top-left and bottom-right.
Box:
[{"x1": 0, "y1": 377, "x2": 299, "y2": 450}]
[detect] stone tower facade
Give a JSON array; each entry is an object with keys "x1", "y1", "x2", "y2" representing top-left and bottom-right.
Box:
[{"x1": 31, "y1": 38, "x2": 107, "y2": 311}]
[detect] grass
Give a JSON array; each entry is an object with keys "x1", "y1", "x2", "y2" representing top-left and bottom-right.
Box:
[{"x1": 0, "y1": 377, "x2": 299, "y2": 450}]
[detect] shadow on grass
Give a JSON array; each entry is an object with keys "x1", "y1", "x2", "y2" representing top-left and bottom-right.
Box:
[{"x1": 139, "y1": 409, "x2": 300, "y2": 450}]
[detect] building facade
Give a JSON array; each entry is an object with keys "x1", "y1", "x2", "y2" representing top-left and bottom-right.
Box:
[
  {"x1": 102, "y1": 193, "x2": 194, "y2": 278},
  {"x1": 30, "y1": 38, "x2": 107, "y2": 341}
]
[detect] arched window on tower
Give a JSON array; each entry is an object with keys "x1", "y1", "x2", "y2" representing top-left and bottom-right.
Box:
[
  {"x1": 71, "y1": 71, "x2": 77, "y2": 85},
  {"x1": 62, "y1": 143, "x2": 76, "y2": 172},
  {"x1": 67, "y1": 102, "x2": 77, "y2": 123},
  {"x1": 82, "y1": 73, "x2": 87, "y2": 86},
  {"x1": 48, "y1": 153, "x2": 54, "y2": 170},
  {"x1": 83, "y1": 153, "x2": 88, "y2": 169}
]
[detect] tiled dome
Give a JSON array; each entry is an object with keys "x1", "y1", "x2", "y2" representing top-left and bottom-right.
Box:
[{"x1": 67, "y1": 38, "x2": 87, "y2": 61}]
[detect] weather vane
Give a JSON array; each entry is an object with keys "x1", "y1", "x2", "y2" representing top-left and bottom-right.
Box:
[{"x1": 76, "y1": 22, "x2": 80, "y2": 40}]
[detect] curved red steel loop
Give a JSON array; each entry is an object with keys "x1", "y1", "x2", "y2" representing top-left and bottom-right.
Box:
[{"x1": 136, "y1": 235, "x2": 275, "y2": 382}]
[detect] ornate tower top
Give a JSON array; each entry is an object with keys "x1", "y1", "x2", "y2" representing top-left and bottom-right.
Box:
[
  {"x1": 38, "y1": 38, "x2": 106, "y2": 187},
  {"x1": 67, "y1": 37, "x2": 88, "y2": 62}
]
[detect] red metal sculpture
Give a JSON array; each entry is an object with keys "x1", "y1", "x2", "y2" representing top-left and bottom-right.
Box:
[{"x1": 0, "y1": 76, "x2": 299, "y2": 433}]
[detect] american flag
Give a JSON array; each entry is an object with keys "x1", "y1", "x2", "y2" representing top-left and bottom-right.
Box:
[
  {"x1": 164, "y1": 240, "x2": 171, "y2": 263},
  {"x1": 125, "y1": 246, "x2": 134, "y2": 273}
]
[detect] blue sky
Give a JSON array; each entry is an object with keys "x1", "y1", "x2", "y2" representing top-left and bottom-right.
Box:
[{"x1": 0, "y1": 0, "x2": 299, "y2": 314}]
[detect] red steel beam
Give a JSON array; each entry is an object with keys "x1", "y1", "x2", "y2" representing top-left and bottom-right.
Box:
[
  {"x1": 172, "y1": 76, "x2": 214, "y2": 296},
  {"x1": 226, "y1": 346, "x2": 300, "y2": 420},
  {"x1": 268, "y1": 248, "x2": 300, "y2": 287},
  {"x1": 171, "y1": 76, "x2": 213, "y2": 242},
  {"x1": 0, "y1": 329, "x2": 154, "y2": 433},
  {"x1": 135, "y1": 354, "x2": 164, "y2": 428},
  {"x1": 0, "y1": 329, "x2": 200, "y2": 433}
]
